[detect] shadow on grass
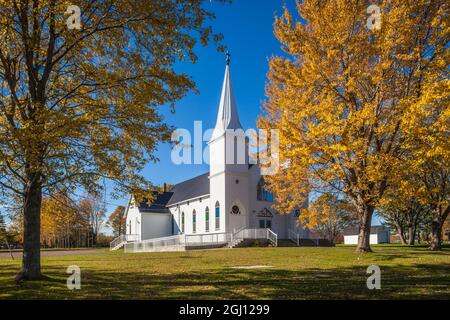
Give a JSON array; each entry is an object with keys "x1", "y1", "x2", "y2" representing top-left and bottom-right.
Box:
[{"x1": 1, "y1": 262, "x2": 449, "y2": 300}]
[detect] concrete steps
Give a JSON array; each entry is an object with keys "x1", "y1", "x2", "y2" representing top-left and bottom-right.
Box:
[
  {"x1": 111, "y1": 241, "x2": 126, "y2": 251},
  {"x1": 230, "y1": 239, "x2": 271, "y2": 248}
]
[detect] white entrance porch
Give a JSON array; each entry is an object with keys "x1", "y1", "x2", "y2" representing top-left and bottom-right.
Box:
[{"x1": 111, "y1": 228, "x2": 278, "y2": 253}]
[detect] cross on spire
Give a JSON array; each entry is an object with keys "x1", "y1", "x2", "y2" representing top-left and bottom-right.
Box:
[
  {"x1": 211, "y1": 50, "x2": 242, "y2": 141},
  {"x1": 226, "y1": 50, "x2": 231, "y2": 65}
]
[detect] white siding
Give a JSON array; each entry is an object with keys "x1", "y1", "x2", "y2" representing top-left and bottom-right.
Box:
[
  {"x1": 125, "y1": 202, "x2": 142, "y2": 240},
  {"x1": 344, "y1": 234, "x2": 380, "y2": 245},
  {"x1": 169, "y1": 196, "x2": 221, "y2": 236},
  {"x1": 141, "y1": 212, "x2": 172, "y2": 240}
]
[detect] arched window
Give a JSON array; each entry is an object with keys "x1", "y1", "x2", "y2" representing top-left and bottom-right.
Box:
[
  {"x1": 181, "y1": 212, "x2": 185, "y2": 234},
  {"x1": 257, "y1": 178, "x2": 274, "y2": 202},
  {"x1": 215, "y1": 201, "x2": 220, "y2": 230},
  {"x1": 192, "y1": 209, "x2": 197, "y2": 234},
  {"x1": 205, "y1": 207, "x2": 210, "y2": 232}
]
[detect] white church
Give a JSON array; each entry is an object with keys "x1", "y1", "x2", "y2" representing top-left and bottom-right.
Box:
[{"x1": 112, "y1": 55, "x2": 310, "y2": 252}]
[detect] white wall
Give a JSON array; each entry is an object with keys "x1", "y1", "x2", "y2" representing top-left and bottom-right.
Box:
[
  {"x1": 141, "y1": 212, "x2": 172, "y2": 240},
  {"x1": 169, "y1": 196, "x2": 224, "y2": 236},
  {"x1": 344, "y1": 234, "x2": 379, "y2": 245},
  {"x1": 125, "y1": 201, "x2": 142, "y2": 240},
  {"x1": 224, "y1": 172, "x2": 250, "y2": 234},
  {"x1": 209, "y1": 132, "x2": 250, "y2": 234},
  {"x1": 209, "y1": 172, "x2": 227, "y2": 234}
]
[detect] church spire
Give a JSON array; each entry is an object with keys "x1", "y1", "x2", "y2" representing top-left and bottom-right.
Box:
[{"x1": 211, "y1": 51, "x2": 242, "y2": 141}]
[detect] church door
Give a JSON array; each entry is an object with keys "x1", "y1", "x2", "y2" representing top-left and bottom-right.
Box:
[{"x1": 259, "y1": 219, "x2": 272, "y2": 229}]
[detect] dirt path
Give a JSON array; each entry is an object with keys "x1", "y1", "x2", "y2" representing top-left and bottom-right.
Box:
[{"x1": 0, "y1": 249, "x2": 109, "y2": 259}]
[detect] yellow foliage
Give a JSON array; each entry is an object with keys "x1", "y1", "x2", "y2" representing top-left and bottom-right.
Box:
[{"x1": 259, "y1": 0, "x2": 449, "y2": 242}]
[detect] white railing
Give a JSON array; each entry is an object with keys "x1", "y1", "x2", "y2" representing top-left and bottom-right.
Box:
[
  {"x1": 234, "y1": 228, "x2": 268, "y2": 240},
  {"x1": 267, "y1": 229, "x2": 278, "y2": 247},
  {"x1": 288, "y1": 229, "x2": 300, "y2": 246},
  {"x1": 110, "y1": 235, "x2": 125, "y2": 250},
  {"x1": 124, "y1": 235, "x2": 184, "y2": 253},
  {"x1": 124, "y1": 232, "x2": 232, "y2": 253},
  {"x1": 110, "y1": 234, "x2": 139, "y2": 250},
  {"x1": 232, "y1": 226, "x2": 246, "y2": 235},
  {"x1": 123, "y1": 228, "x2": 279, "y2": 253},
  {"x1": 230, "y1": 228, "x2": 278, "y2": 247},
  {"x1": 184, "y1": 232, "x2": 232, "y2": 247}
]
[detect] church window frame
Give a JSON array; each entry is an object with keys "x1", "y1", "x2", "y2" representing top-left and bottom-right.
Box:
[
  {"x1": 181, "y1": 212, "x2": 185, "y2": 234},
  {"x1": 192, "y1": 209, "x2": 197, "y2": 234},
  {"x1": 215, "y1": 201, "x2": 220, "y2": 230},
  {"x1": 205, "y1": 207, "x2": 210, "y2": 232},
  {"x1": 257, "y1": 178, "x2": 274, "y2": 202}
]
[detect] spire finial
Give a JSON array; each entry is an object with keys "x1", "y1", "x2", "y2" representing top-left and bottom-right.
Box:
[{"x1": 225, "y1": 50, "x2": 231, "y2": 66}]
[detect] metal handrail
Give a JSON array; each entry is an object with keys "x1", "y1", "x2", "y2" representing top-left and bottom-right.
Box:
[
  {"x1": 288, "y1": 229, "x2": 300, "y2": 246},
  {"x1": 110, "y1": 235, "x2": 124, "y2": 250},
  {"x1": 122, "y1": 228, "x2": 280, "y2": 252},
  {"x1": 110, "y1": 234, "x2": 139, "y2": 250},
  {"x1": 267, "y1": 229, "x2": 278, "y2": 247},
  {"x1": 185, "y1": 232, "x2": 231, "y2": 247}
]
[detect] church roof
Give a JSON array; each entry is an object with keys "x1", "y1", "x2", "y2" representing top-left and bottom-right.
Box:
[
  {"x1": 211, "y1": 56, "x2": 242, "y2": 141},
  {"x1": 166, "y1": 172, "x2": 210, "y2": 206},
  {"x1": 137, "y1": 172, "x2": 210, "y2": 212},
  {"x1": 138, "y1": 191, "x2": 173, "y2": 213}
]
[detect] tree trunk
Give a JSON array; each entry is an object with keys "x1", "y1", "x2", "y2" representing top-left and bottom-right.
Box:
[
  {"x1": 399, "y1": 231, "x2": 407, "y2": 245},
  {"x1": 21, "y1": 174, "x2": 42, "y2": 280},
  {"x1": 430, "y1": 219, "x2": 442, "y2": 251},
  {"x1": 429, "y1": 206, "x2": 449, "y2": 251},
  {"x1": 5, "y1": 237, "x2": 14, "y2": 260},
  {"x1": 395, "y1": 222, "x2": 407, "y2": 245},
  {"x1": 356, "y1": 205, "x2": 374, "y2": 253},
  {"x1": 407, "y1": 225, "x2": 416, "y2": 245}
]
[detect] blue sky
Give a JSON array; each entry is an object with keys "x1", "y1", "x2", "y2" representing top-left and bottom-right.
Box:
[
  {"x1": 151, "y1": 0, "x2": 293, "y2": 185},
  {"x1": 104, "y1": 0, "x2": 294, "y2": 211},
  {"x1": 103, "y1": 0, "x2": 381, "y2": 228}
]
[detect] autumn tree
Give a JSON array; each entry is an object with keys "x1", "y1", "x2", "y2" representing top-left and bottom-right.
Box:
[
  {"x1": 41, "y1": 193, "x2": 89, "y2": 248},
  {"x1": 443, "y1": 216, "x2": 450, "y2": 243},
  {"x1": 400, "y1": 100, "x2": 449, "y2": 249},
  {"x1": 0, "y1": 0, "x2": 227, "y2": 279},
  {"x1": 0, "y1": 213, "x2": 7, "y2": 246},
  {"x1": 108, "y1": 205, "x2": 126, "y2": 237},
  {"x1": 259, "y1": 0, "x2": 449, "y2": 252},
  {"x1": 78, "y1": 195, "x2": 106, "y2": 246},
  {"x1": 303, "y1": 193, "x2": 357, "y2": 243},
  {"x1": 0, "y1": 213, "x2": 15, "y2": 258},
  {"x1": 378, "y1": 193, "x2": 432, "y2": 245}
]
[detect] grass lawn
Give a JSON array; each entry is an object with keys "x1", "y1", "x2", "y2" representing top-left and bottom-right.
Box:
[{"x1": 0, "y1": 245, "x2": 449, "y2": 299}]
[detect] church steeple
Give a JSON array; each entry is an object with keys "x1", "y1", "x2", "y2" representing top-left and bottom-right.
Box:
[{"x1": 211, "y1": 51, "x2": 242, "y2": 141}]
